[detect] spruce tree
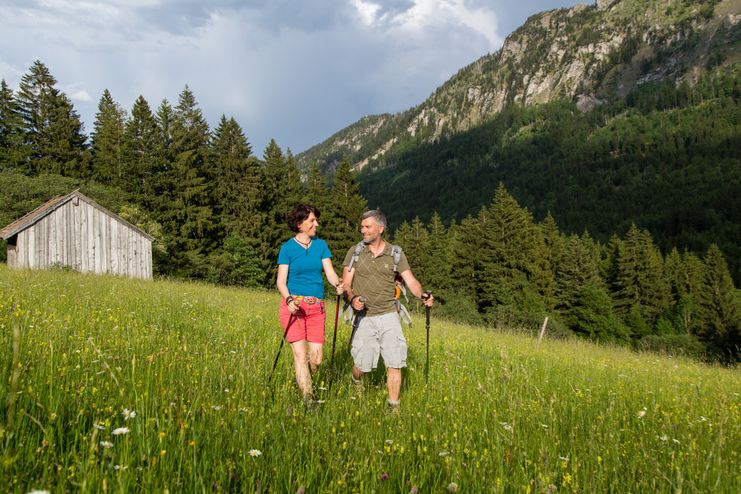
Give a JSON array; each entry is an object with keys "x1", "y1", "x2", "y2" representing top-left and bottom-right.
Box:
[
  {"x1": 325, "y1": 159, "x2": 367, "y2": 260},
  {"x1": 0, "y1": 80, "x2": 27, "y2": 170},
  {"x1": 480, "y1": 184, "x2": 553, "y2": 327},
  {"x1": 121, "y1": 95, "x2": 163, "y2": 209},
  {"x1": 696, "y1": 244, "x2": 740, "y2": 359},
  {"x1": 15, "y1": 60, "x2": 86, "y2": 175},
  {"x1": 258, "y1": 139, "x2": 302, "y2": 285},
  {"x1": 90, "y1": 89, "x2": 127, "y2": 185},
  {"x1": 163, "y1": 86, "x2": 214, "y2": 277},
  {"x1": 209, "y1": 115, "x2": 255, "y2": 233},
  {"x1": 614, "y1": 224, "x2": 670, "y2": 337}
]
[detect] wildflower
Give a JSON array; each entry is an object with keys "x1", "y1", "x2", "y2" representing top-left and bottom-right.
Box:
[
  {"x1": 211, "y1": 405, "x2": 223, "y2": 411},
  {"x1": 249, "y1": 449, "x2": 262, "y2": 457},
  {"x1": 112, "y1": 427, "x2": 130, "y2": 436},
  {"x1": 93, "y1": 423, "x2": 106, "y2": 431},
  {"x1": 122, "y1": 409, "x2": 136, "y2": 420},
  {"x1": 499, "y1": 421, "x2": 513, "y2": 432},
  {"x1": 410, "y1": 487, "x2": 419, "y2": 494},
  {"x1": 297, "y1": 487, "x2": 305, "y2": 494},
  {"x1": 659, "y1": 435, "x2": 669, "y2": 442},
  {"x1": 380, "y1": 472, "x2": 389, "y2": 481},
  {"x1": 447, "y1": 482, "x2": 459, "y2": 492},
  {"x1": 113, "y1": 464, "x2": 128, "y2": 471},
  {"x1": 439, "y1": 450, "x2": 449, "y2": 457},
  {"x1": 99, "y1": 441, "x2": 114, "y2": 448},
  {"x1": 637, "y1": 408, "x2": 647, "y2": 419},
  {"x1": 385, "y1": 439, "x2": 394, "y2": 445},
  {"x1": 27, "y1": 490, "x2": 50, "y2": 494},
  {"x1": 672, "y1": 439, "x2": 680, "y2": 444}
]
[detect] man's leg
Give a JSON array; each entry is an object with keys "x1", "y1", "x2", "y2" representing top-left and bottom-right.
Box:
[{"x1": 387, "y1": 367, "x2": 401, "y2": 402}]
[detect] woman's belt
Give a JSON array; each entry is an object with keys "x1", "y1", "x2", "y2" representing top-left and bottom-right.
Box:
[{"x1": 292, "y1": 296, "x2": 322, "y2": 304}]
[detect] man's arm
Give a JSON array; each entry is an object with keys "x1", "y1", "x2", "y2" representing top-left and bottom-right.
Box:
[
  {"x1": 342, "y1": 265, "x2": 365, "y2": 310},
  {"x1": 399, "y1": 269, "x2": 434, "y2": 307}
]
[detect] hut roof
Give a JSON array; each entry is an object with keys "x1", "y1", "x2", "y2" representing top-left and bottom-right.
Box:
[{"x1": 0, "y1": 190, "x2": 155, "y2": 241}]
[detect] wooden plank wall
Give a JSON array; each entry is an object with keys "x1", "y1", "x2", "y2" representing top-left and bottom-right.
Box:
[{"x1": 11, "y1": 198, "x2": 152, "y2": 279}]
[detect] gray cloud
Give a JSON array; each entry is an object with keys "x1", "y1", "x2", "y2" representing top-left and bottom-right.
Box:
[{"x1": 0, "y1": 0, "x2": 584, "y2": 153}]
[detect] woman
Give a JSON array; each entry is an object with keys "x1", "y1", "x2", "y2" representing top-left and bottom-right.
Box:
[{"x1": 276, "y1": 204, "x2": 343, "y2": 403}]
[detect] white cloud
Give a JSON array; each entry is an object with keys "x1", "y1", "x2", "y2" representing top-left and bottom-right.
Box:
[{"x1": 0, "y1": 0, "x2": 579, "y2": 152}]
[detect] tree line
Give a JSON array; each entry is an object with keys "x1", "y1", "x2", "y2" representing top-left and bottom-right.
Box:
[
  {"x1": 0, "y1": 60, "x2": 366, "y2": 285},
  {"x1": 393, "y1": 185, "x2": 739, "y2": 362}
]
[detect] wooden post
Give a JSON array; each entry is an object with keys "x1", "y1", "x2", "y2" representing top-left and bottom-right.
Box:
[{"x1": 537, "y1": 316, "x2": 549, "y2": 344}]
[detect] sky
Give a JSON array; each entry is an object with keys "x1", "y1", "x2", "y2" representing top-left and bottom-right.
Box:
[{"x1": 0, "y1": 0, "x2": 585, "y2": 155}]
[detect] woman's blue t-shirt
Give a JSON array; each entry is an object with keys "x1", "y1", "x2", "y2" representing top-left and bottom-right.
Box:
[{"x1": 277, "y1": 238, "x2": 332, "y2": 299}]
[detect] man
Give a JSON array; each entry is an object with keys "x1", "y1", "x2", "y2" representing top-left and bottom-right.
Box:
[{"x1": 342, "y1": 210, "x2": 434, "y2": 412}]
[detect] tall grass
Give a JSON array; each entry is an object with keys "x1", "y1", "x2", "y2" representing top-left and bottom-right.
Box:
[{"x1": 1, "y1": 264, "x2": 739, "y2": 493}]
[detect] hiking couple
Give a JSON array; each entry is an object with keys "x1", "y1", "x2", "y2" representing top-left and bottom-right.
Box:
[{"x1": 276, "y1": 205, "x2": 434, "y2": 411}]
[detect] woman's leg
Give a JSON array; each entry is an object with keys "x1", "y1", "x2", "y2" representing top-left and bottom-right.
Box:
[
  {"x1": 308, "y1": 342, "x2": 324, "y2": 374},
  {"x1": 290, "y1": 340, "x2": 312, "y2": 397}
]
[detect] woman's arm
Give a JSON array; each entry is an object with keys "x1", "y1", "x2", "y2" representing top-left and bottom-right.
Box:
[
  {"x1": 276, "y1": 264, "x2": 291, "y2": 300},
  {"x1": 277, "y1": 264, "x2": 300, "y2": 314},
  {"x1": 322, "y1": 258, "x2": 344, "y2": 295}
]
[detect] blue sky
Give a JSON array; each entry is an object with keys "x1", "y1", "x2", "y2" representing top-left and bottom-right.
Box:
[{"x1": 1, "y1": 0, "x2": 585, "y2": 154}]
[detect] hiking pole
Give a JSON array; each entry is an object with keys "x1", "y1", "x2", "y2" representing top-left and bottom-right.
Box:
[
  {"x1": 268, "y1": 313, "x2": 296, "y2": 383},
  {"x1": 347, "y1": 296, "x2": 366, "y2": 350},
  {"x1": 327, "y1": 294, "x2": 341, "y2": 393},
  {"x1": 422, "y1": 291, "x2": 432, "y2": 383}
]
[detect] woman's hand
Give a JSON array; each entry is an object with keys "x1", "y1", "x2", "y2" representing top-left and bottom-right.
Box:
[
  {"x1": 286, "y1": 297, "x2": 300, "y2": 314},
  {"x1": 335, "y1": 281, "x2": 344, "y2": 296}
]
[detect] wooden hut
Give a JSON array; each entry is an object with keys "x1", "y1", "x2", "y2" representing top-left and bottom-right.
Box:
[{"x1": 0, "y1": 190, "x2": 153, "y2": 279}]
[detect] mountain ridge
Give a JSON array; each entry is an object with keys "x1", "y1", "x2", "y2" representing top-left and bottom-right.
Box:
[{"x1": 297, "y1": 0, "x2": 739, "y2": 172}]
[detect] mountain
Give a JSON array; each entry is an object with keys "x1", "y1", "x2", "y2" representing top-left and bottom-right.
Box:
[
  {"x1": 298, "y1": 0, "x2": 739, "y2": 172},
  {"x1": 296, "y1": 0, "x2": 741, "y2": 279}
]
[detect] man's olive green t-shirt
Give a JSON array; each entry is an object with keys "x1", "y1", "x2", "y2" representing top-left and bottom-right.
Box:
[{"x1": 343, "y1": 242, "x2": 410, "y2": 316}]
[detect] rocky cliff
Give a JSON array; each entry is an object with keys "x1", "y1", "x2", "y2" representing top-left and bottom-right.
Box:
[{"x1": 297, "y1": 0, "x2": 740, "y2": 173}]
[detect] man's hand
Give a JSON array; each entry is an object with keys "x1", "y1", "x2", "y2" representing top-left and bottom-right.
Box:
[
  {"x1": 351, "y1": 295, "x2": 366, "y2": 311},
  {"x1": 421, "y1": 291, "x2": 434, "y2": 308}
]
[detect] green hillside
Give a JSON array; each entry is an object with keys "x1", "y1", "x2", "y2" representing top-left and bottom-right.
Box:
[
  {"x1": 360, "y1": 66, "x2": 741, "y2": 281},
  {"x1": 1, "y1": 266, "x2": 739, "y2": 492}
]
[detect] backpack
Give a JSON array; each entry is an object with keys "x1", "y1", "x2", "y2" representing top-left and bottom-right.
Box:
[{"x1": 345, "y1": 241, "x2": 413, "y2": 326}]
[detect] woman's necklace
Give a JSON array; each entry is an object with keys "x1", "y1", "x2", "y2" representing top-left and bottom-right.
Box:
[{"x1": 294, "y1": 235, "x2": 312, "y2": 250}]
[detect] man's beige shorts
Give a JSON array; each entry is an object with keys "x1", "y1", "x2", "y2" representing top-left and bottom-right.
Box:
[{"x1": 351, "y1": 312, "x2": 407, "y2": 372}]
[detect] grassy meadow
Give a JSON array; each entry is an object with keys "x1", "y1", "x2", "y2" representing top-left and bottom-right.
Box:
[{"x1": 1, "y1": 264, "x2": 740, "y2": 493}]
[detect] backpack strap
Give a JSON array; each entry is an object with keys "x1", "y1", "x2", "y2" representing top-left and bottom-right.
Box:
[
  {"x1": 390, "y1": 244, "x2": 402, "y2": 274},
  {"x1": 347, "y1": 241, "x2": 366, "y2": 273}
]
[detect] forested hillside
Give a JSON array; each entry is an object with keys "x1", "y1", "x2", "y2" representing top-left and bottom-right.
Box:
[
  {"x1": 360, "y1": 67, "x2": 741, "y2": 281},
  {"x1": 297, "y1": 0, "x2": 741, "y2": 283}
]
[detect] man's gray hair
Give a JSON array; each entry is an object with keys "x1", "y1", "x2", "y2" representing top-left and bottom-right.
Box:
[{"x1": 361, "y1": 210, "x2": 387, "y2": 229}]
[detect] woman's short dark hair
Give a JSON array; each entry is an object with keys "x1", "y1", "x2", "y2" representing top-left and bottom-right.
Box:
[{"x1": 287, "y1": 204, "x2": 320, "y2": 232}]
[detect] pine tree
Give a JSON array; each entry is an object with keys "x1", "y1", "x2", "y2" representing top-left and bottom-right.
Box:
[
  {"x1": 209, "y1": 115, "x2": 255, "y2": 234},
  {"x1": 480, "y1": 184, "x2": 553, "y2": 327},
  {"x1": 0, "y1": 79, "x2": 27, "y2": 170},
  {"x1": 15, "y1": 60, "x2": 86, "y2": 175},
  {"x1": 614, "y1": 224, "x2": 670, "y2": 337},
  {"x1": 696, "y1": 244, "x2": 740, "y2": 360},
  {"x1": 121, "y1": 95, "x2": 163, "y2": 209},
  {"x1": 325, "y1": 159, "x2": 367, "y2": 261},
  {"x1": 90, "y1": 89, "x2": 127, "y2": 185},
  {"x1": 258, "y1": 139, "x2": 303, "y2": 285},
  {"x1": 162, "y1": 86, "x2": 214, "y2": 277}
]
